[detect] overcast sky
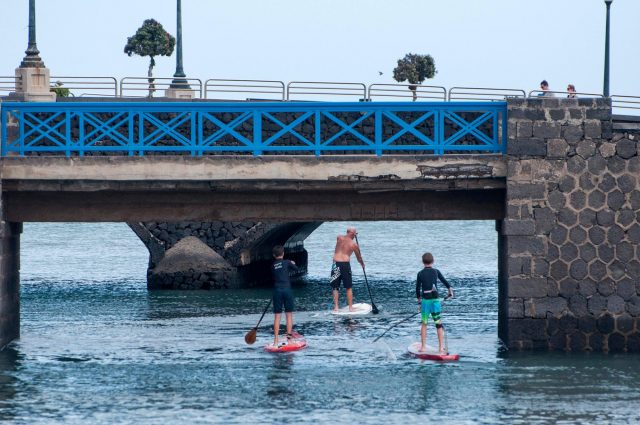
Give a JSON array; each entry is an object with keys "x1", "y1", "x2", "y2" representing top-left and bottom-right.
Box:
[{"x1": 1, "y1": 0, "x2": 638, "y2": 96}]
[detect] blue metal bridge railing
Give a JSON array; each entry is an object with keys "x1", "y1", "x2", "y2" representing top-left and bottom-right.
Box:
[{"x1": 1, "y1": 101, "x2": 507, "y2": 157}]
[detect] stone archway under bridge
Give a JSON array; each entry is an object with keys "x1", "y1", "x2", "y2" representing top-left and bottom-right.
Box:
[{"x1": 129, "y1": 221, "x2": 323, "y2": 289}]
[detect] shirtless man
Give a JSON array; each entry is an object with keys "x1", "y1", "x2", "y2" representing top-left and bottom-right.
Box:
[{"x1": 330, "y1": 227, "x2": 365, "y2": 312}]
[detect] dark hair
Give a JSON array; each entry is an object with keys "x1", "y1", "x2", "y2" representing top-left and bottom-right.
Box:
[
  {"x1": 540, "y1": 80, "x2": 549, "y2": 87},
  {"x1": 272, "y1": 245, "x2": 285, "y2": 257},
  {"x1": 422, "y1": 252, "x2": 434, "y2": 265}
]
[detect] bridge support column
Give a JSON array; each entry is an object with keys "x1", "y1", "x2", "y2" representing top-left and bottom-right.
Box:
[
  {"x1": 130, "y1": 221, "x2": 321, "y2": 289},
  {"x1": 505, "y1": 98, "x2": 640, "y2": 352},
  {"x1": 0, "y1": 220, "x2": 21, "y2": 350},
  {"x1": 496, "y1": 220, "x2": 509, "y2": 347}
]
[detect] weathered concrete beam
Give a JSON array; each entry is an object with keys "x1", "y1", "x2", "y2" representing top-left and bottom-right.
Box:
[
  {"x1": 0, "y1": 155, "x2": 507, "y2": 182},
  {"x1": 1, "y1": 178, "x2": 505, "y2": 193},
  {"x1": 4, "y1": 189, "x2": 505, "y2": 222},
  {"x1": 0, "y1": 156, "x2": 506, "y2": 222}
]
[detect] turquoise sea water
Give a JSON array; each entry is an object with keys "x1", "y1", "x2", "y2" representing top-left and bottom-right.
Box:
[{"x1": 0, "y1": 221, "x2": 638, "y2": 424}]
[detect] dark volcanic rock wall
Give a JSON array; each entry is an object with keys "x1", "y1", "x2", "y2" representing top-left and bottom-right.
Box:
[{"x1": 502, "y1": 97, "x2": 640, "y2": 352}]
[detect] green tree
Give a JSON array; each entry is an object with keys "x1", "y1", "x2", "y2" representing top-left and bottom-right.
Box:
[
  {"x1": 124, "y1": 19, "x2": 176, "y2": 97},
  {"x1": 392, "y1": 53, "x2": 437, "y2": 101}
]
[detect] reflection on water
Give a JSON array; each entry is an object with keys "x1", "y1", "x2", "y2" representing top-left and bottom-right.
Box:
[
  {"x1": 0, "y1": 221, "x2": 637, "y2": 424},
  {"x1": 0, "y1": 347, "x2": 21, "y2": 422}
]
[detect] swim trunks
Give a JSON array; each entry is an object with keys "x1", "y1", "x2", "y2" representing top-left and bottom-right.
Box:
[
  {"x1": 330, "y1": 261, "x2": 352, "y2": 290},
  {"x1": 273, "y1": 287, "x2": 294, "y2": 313},
  {"x1": 420, "y1": 298, "x2": 442, "y2": 325}
]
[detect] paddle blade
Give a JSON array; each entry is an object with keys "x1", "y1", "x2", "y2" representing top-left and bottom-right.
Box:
[
  {"x1": 372, "y1": 303, "x2": 379, "y2": 314},
  {"x1": 244, "y1": 328, "x2": 257, "y2": 345}
]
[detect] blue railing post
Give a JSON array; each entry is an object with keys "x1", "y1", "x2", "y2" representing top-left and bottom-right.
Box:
[
  {"x1": 128, "y1": 109, "x2": 136, "y2": 157},
  {"x1": 19, "y1": 110, "x2": 25, "y2": 157},
  {"x1": 138, "y1": 111, "x2": 144, "y2": 157},
  {"x1": 78, "y1": 112, "x2": 85, "y2": 157},
  {"x1": 501, "y1": 108, "x2": 508, "y2": 153},
  {"x1": 65, "y1": 110, "x2": 71, "y2": 157},
  {"x1": 0, "y1": 107, "x2": 6, "y2": 157},
  {"x1": 190, "y1": 111, "x2": 196, "y2": 156},
  {"x1": 492, "y1": 109, "x2": 499, "y2": 153},
  {"x1": 374, "y1": 110, "x2": 382, "y2": 156},
  {"x1": 315, "y1": 111, "x2": 321, "y2": 157},
  {"x1": 253, "y1": 110, "x2": 262, "y2": 156},
  {"x1": 436, "y1": 110, "x2": 444, "y2": 155},
  {"x1": 197, "y1": 111, "x2": 203, "y2": 156}
]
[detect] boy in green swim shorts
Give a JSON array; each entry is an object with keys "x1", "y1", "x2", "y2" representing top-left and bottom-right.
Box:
[{"x1": 416, "y1": 252, "x2": 454, "y2": 353}]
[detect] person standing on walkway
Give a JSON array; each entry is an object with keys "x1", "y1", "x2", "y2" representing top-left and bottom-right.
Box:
[
  {"x1": 539, "y1": 80, "x2": 555, "y2": 97},
  {"x1": 330, "y1": 227, "x2": 365, "y2": 312}
]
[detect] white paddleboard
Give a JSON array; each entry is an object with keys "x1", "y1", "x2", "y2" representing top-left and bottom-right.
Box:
[{"x1": 331, "y1": 302, "x2": 372, "y2": 316}]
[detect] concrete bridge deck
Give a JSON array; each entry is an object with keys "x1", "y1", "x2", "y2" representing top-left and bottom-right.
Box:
[{"x1": 0, "y1": 155, "x2": 506, "y2": 222}]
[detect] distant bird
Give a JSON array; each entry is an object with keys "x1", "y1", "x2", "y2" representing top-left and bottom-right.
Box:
[{"x1": 378, "y1": 71, "x2": 384, "y2": 76}]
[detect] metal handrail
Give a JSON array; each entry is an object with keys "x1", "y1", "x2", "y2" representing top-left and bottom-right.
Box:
[
  {"x1": 0, "y1": 76, "x2": 17, "y2": 93},
  {"x1": 204, "y1": 79, "x2": 285, "y2": 101},
  {"x1": 449, "y1": 87, "x2": 526, "y2": 101},
  {"x1": 119, "y1": 77, "x2": 203, "y2": 98},
  {"x1": 0, "y1": 72, "x2": 637, "y2": 116},
  {"x1": 610, "y1": 95, "x2": 640, "y2": 111},
  {"x1": 367, "y1": 84, "x2": 446, "y2": 101},
  {"x1": 527, "y1": 90, "x2": 605, "y2": 98},
  {"x1": 286, "y1": 81, "x2": 367, "y2": 101},
  {"x1": 50, "y1": 76, "x2": 118, "y2": 97}
]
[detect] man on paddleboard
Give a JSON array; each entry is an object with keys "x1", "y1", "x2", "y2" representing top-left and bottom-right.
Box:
[
  {"x1": 272, "y1": 245, "x2": 299, "y2": 347},
  {"x1": 330, "y1": 227, "x2": 365, "y2": 312},
  {"x1": 416, "y1": 252, "x2": 453, "y2": 354}
]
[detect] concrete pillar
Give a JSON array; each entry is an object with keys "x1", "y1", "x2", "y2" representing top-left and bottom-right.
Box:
[
  {"x1": 164, "y1": 88, "x2": 195, "y2": 99},
  {"x1": 0, "y1": 219, "x2": 21, "y2": 350},
  {"x1": 11, "y1": 0, "x2": 55, "y2": 102},
  {"x1": 12, "y1": 67, "x2": 56, "y2": 102},
  {"x1": 496, "y1": 220, "x2": 509, "y2": 346}
]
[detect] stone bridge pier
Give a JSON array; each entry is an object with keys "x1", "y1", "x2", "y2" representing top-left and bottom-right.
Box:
[
  {"x1": 502, "y1": 98, "x2": 640, "y2": 352},
  {"x1": 129, "y1": 220, "x2": 321, "y2": 289},
  {"x1": 0, "y1": 219, "x2": 20, "y2": 350}
]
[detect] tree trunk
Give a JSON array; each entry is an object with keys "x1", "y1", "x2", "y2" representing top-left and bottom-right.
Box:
[
  {"x1": 147, "y1": 57, "x2": 156, "y2": 98},
  {"x1": 408, "y1": 84, "x2": 418, "y2": 102}
]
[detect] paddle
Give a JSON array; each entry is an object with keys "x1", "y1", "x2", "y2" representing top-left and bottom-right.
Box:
[
  {"x1": 373, "y1": 312, "x2": 419, "y2": 343},
  {"x1": 354, "y1": 235, "x2": 379, "y2": 314},
  {"x1": 440, "y1": 295, "x2": 452, "y2": 353},
  {"x1": 244, "y1": 299, "x2": 272, "y2": 345},
  {"x1": 372, "y1": 296, "x2": 452, "y2": 343}
]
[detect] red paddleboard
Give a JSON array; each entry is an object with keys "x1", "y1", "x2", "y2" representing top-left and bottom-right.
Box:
[
  {"x1": 408, "y1": 342, "x2": 460, "y2": 361},
  {"x1": 265, "y1": 333, "x2": 307, "y2": 353}
]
